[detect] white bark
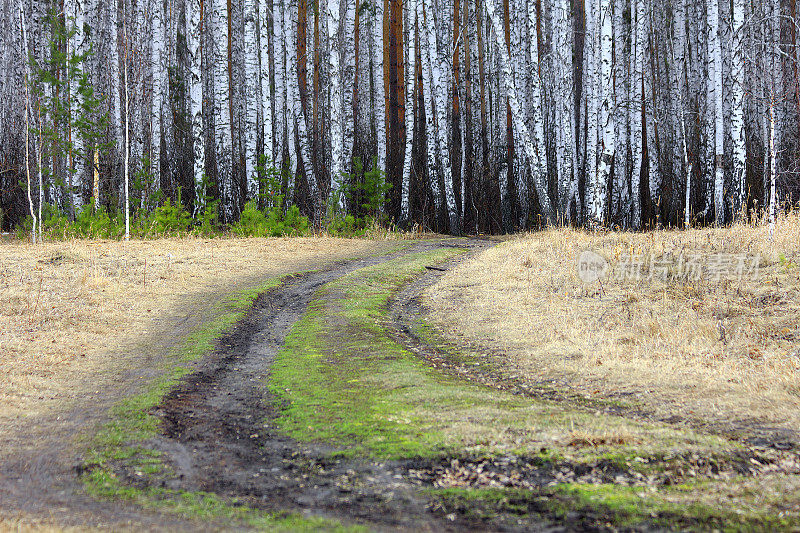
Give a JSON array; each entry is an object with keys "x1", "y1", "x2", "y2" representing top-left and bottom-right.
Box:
[
  {"x1": 214, "y1": 0, "x2": 233, "y2": 214},
  {"x1": 630, "y1": 0, "x2": 644, "y2": 228},
  {"x1": 593, "y1": 0, "x2": 613, "y2": 225},
  {"x1": 274, "y1": 0, "x2": 287, "y2": 172},
  {"x1": 69, "y1": 0, "x2": 86, "y2": 213},
  {"x1": 612, "y1": 0, "x2": 627, "y2": 221},
  {"x1": 259, "y1": 0, "x2": 274, "y2": 165},
  {"x1": 671, "y1": 0, "x2": 692, "y2": 227},
  {"x1": 485, "y1": 0, "x2": 554, "y2": 224},
  {"x1": 400, "y1": 0, "x2": 416, "y2": 222},
  {"x1": 526, "y1": 0, "x2": 547, "y2": 226},
  {"x1": 123, "y1": 5, "x2": 130, "y2": 239},
  {"x1": 585, "y1": 0, "x2": 599, "y2": 224},
  {"x1": 768, "y1": 93, "x2": 776, "y2": 241},
  {"x1": 423, "y1": 0, "x2": 458, "y2": 232},
  {"x1": 554, "y1": 0, "x2": 576, "y2": 219},
  {"x1": 245, "y1": 0, "x2": 260, "y2": 197},
  {"x1": 20, "y1": 3, "x2": 36, "y2": 243},
  {"x1": 419, "y1": 0, "x2": 444, "y2": 216},
  {"x1": 151, "y1": 0, "x2": 166, "y2": 192},
  {"x1": 342, "y1": 0, "x2": 356, "y2": 176},
  {"x1": 730, "y1": 0, "x2": 745, "y2": 218},
  {"x1": 710, "y1": 0, "x2": 724, "y2": 224},
  {"x1": 282, "y1": 0, "x2": 296, "y2": 194},
  {"x1": 327, "y1": 0, "x2": 344, "y2": 207},
  {"x1": 373, "y1": 0, "x2": 386, "y2": 174},
  {"x1": 188, "y1": 0, "x2": 205, "y2": 211}
]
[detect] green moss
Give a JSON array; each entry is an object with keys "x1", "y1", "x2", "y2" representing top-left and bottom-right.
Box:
[
  {"x1": 425, "y1": 484, "x2": 799, "y2": 531},
  {"x1": 83, "y1": 468, "x2": 361, "y2": 531},
  {"x1": 81, "y1": 274, "x2": 358, "y2": 529},
  {"x1": 267, "y1": 249, "x2": 732, "y2": 462}
]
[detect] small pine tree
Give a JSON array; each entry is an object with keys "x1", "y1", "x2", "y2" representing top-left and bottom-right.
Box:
[{"x1": 29, "y1": 8, "x2": 112, "y2": 219}]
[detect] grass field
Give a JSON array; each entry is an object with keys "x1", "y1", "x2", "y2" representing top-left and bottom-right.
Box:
[
  {"x1": 425, "y1": 213, "x2": 800, "y2": 434},
  {"x1": 0, "y1": 237, "x2": 399, "y2": 424}
]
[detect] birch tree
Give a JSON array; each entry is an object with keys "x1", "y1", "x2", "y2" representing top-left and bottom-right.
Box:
[
  {"x1": 2, "y1": 0, "x2": 799, "y2": 235},
  {"x1": 485, "y1": 0, "x2": 555, "y2": 224},
  {"x1": 327, "y1": 0, "x2": 344, "y2": 208},
  {"x1": 399, "y1": 0, "x2": 416, "y2": 222},
  {"x1": 592, "y1": 0, "x2": 614, "y2": 225},
  {"x1": 20, "y1": 2, "x2": 36, "y2": 243},
  {"x1": 187, "y1": 0, "x2": 205, "y2": 212},
  {"x1": 710, "y1": 0, "x2": 724, "y2": 224},
  {"x1": 730, "y1": 0, "x2": 746, "y2": 218},
  {"x1": 630, "y1": 0, "x2": 644, "y2": 229},
  {"x1": 151, "y1": 0, "x2": 167, "y2": 193},
  {"x1": 245, "y1": 0, "x2": 260, "y2": 196}
]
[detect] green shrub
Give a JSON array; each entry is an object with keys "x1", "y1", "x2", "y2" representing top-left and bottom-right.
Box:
[
  {"x1": 73, "y1": 203, "x2": 125, "y2": 239},
  {"x1": 141, "y1": 198, "x2": 192, "y2": 237},
  {"x1": 327, "y1": 214, "x2": 366, "y2": 237},
  {"x1": 231, "y1": 200, "x2": 309, "y2": 237}
]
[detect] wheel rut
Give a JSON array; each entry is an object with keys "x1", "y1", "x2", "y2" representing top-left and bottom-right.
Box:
[{"x1": 140, "y1": 240, "x2": 536, "y2": 531}]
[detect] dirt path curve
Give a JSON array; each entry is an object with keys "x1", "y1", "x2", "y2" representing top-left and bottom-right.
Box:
[
  {"x1": 0, "y1": 239, "x2": 504, "y2": 531},
  {"x1": 143, "y1": 239, "x2": 526, "y2": 531}
]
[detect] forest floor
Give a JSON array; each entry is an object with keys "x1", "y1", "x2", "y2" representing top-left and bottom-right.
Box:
[{"x1": 0, "y1": 228, "x2": 799, "y2": 531}]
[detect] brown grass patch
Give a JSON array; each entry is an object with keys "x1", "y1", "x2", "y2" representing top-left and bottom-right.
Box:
[
  {"x1": 566, "y1": 430, "x2": 641, "y2": 448},
  {"x1": 0, "y1": 237, "x2": 396, "y2": 423},
  {"x1": 0, "y1": 516, "x2": 95, "y2": 532},
  {"x1": 425, "y1": 213, "x2": 800, "y2": 432}
]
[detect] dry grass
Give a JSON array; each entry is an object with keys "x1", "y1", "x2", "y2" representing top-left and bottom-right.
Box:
[
  {"x1": 0, "y1": 516, "x2": 98, "y2": 533},
  {"x1": 0, "y1": 236, "x2": 396, "y2": 423},
  {"x1": 425, "y1": 212, "x2": 800, "y2": 432}
]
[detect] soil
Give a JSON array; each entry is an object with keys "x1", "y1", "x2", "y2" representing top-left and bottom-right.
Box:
[{"x1": 1, "y1": 238, "x2": 798, "y2": 531}]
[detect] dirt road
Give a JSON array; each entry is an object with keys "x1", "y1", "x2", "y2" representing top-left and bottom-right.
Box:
[{"x1": 2, "y1": 238, "x2": 798, "y2": 531}]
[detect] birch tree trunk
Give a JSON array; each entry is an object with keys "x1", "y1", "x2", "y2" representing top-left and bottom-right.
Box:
[
  {"x1": 327, "y1": 0, "x2": 344, "y2": 208},
  {"x1": 68, "y1": 0, "x2": 86, "y2": 214},
  {"x1": 274, "y1": 0, "x2": 287, "y2": 177},
  {"x1": 151, "y1": 0, "x2": 166, "y2": 193},
  {"x1": 214, "y1": 0, "x2": 233, "y2": 216},
  {"x1": 592, "y1": 0, "x2": 613, "y2": 225},
  {"x1": 187, "y1": 0, "x2": 206, "y2": 212},
  {"x1": 342, "y1": 0, "x2": 356, "y2": 175},
  {"x1": 20, "y1": 3, "x2": 36, "y2": 243},
  {"x1": 372, "y1": 0, "x2": 387, "y2": 174},
  {"x1": 612, "y1": 0, "x2": 627, "y2": 222},
  {"x1": 710, "y1": 0, "x2": 724, "y2": 224},
  {"x1": 400, "y1": 0, "x2": 416, "y2": 222},
  {"x1": 423, "y1": 0, "x2": 459, "y2": 233},
  {"x1": 123, "y1": 4, "x2": 130, "y2": 239},
  {"x1": 419, "y1": 0, "x2": 444, "y2": 220},
  {"x1": 730, "y1": 0, "x2": 746, "y2": 218},
  {"x1": 283, "y1": 0, "x2": 297, "y2": 196},
  {"x1": 768, "y1": 92, "x2": 777, "y2": 240},
  {"x1": 554, "y1": 0, "x2": 576, "y2": 220},
  {"x1": 258, "y1": 0, "x2": 274, "y2": 166},
  {"x1": 585, "y1": 0, "x2": 599, "y2": 224},
  {"x1": 485, "y1": 0, "x2": 555, "y2": 224},
  {"x1": 244, "y1": 0, "x2": 259, "y2": 197},
  {"x1": 630, "y1": 0, "x2": 644, "y2": 228},
  {"x1": 526, "y1": 0, "x2": 548, "y2": 226}
]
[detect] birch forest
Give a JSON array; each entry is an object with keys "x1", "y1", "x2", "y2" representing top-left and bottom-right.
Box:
[{"x1": 2, "y1": 0, "x2": 800, "y2": 235}]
